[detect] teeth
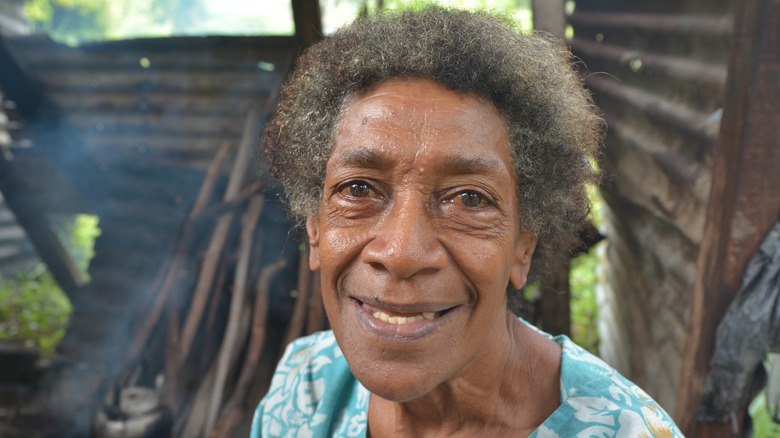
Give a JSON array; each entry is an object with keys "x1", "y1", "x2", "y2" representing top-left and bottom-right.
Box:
[{"x1": 373, "y1": 311, "x2": 432, "y2": 324}]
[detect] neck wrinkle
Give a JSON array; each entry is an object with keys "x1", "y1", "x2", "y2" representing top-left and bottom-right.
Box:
[{"x1": 375, "y1": 309, "x2": 542, "y2": 436}]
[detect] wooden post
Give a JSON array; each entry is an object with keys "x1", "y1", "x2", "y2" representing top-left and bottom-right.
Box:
[
  {"x1": 674, "y1": 0, "x2": 780, "y2": 435},
  {"x1": 541, "y1": 259, "x2": 571, "y2": 336},
  {"x1": 0, "y1": 155, "x2": 86, "y2": 296},
  {"x1": 291, "y1": 0, "x2": 323, "y2": 48},
  {"x1": 532, "y1": 0, "x2": 570, "y2": 336},
  {"x1": 532, "y1": 0, "x2": 565, "y2": 39}
]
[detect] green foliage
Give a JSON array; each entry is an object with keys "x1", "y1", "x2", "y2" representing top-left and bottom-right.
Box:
[
  {"x1": 0, "y1": 214, "x2": 100, "y2": 356},
  {"x1": 25, "y1": 0, "x2": 111, "y2": 46},
  {"x1": 23, "y1": 0, "x2": 53, "y2": 23},
  {"x1": 106, "y1": 0, "x2": 213, "y2": 39},
  {"x1": 384, "y1": 0, "x2": 529, "y2": 11},
  {"x1": 24, "y1": 0, "x2": 531, "y2": 45},
  {"x1": 381, "y1": 0, "x2": 532, "y2": 30},
  {"x1": 331, "y1": 0, "x2": 532, "y2": 31},
  {"x1": 569, "y1": 246, "x2": 599, "y2": 354},
  {"x1": 749, "y1": 389, "x2": 780, "y2": 437},
  {"x1": 0, "y1": 264, "x2": 72, "y2": 356},
  {"x1": 24, "y1": 0, "x2": 294, "y2": 44},
  {"x1": 569, "y1": 186, "x2": 604, "y2": 354},
  {"x1": 60, "y1": 214, "x2": 101, "y2": 278},
  {"x1": 146, "y1": 0, "x2": 207, "y2": 34}
]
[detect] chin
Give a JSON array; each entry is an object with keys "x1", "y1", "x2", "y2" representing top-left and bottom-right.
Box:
[
  {"x1": 346, "y1": 353, "x2": 440, "y2": 403},
  {"x1": 357, "y1": 373, "x2": 432, "y2": 403}
]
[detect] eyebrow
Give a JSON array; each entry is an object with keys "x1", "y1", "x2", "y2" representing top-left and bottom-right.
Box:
[
  {"x1": 331, "y1": 147, "x2": 504, "y2": 175},
  {"x1": 439, "y1": 155, "x2": 504, "y2": 175},
  {"x1": 331, "y1": 148, "x2": 389, "y2": 169}
]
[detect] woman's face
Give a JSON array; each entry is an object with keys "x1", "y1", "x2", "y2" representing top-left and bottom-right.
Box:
[{"x1": 306, "y1": 78, "x2": 536, "y2": 402}]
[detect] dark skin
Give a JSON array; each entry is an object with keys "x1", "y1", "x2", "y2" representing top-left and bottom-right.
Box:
[
  {"x1": 368, "y1": 317, "x2": 562, "y2": 437},
  {"x1": 306, "y1": 78, "x2": 562, "y2": 437}
]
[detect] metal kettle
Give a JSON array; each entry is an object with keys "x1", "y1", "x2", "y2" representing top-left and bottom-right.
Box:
[{"x1": 93, "y1": 361, "x2": 171, "y2": 438}]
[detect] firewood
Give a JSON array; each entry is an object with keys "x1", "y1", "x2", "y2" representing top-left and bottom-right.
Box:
[
  {"x1": 178, "y1": 361, "x2": 217, "y2": 437},
  {"x1": 178, "y1": 110, "x2": 260, "y2": 368},
  {"x1": 209, "y1": 258, "x2": 287, "y2": 438},
  {"x1": 109, "y1": 69, "x2": 293, "y2": 437},
  {"x1": 190, "y1": 181, "x2": 264, "y2": 229},
  {"x1": 170, "y1": 226, "x2": 233, "y2": 427},
  {"x1": 124, "y1": 140, "x2": 232, "y2": 364},
  {"x1": 191, "y1": 141, "x2": 232, "y2": 216},
  {"x1": 177, "y1": 212, "x2": 234, "y2": 365},
  {"x1": 281, "y1": 249, "x2": 312, "y2": 352},
  {"x1": 204, "y1": 194, "x2": 266, "y2": 436}
]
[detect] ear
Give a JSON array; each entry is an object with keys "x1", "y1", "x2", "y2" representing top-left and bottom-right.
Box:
[
  {"x1": 509, "y1": 232, "x2": 537, "y2": 290},
  {"x1": 306, "y1": 213, "x2": 321, "y2": 270}
]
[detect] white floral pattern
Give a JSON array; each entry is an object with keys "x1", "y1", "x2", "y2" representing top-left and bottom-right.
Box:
[{"x1": 250, "y1": 321, "x2": 683, "y2": 437}]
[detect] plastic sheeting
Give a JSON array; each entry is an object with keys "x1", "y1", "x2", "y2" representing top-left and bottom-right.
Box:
[{"x1": 696, "y1": 221, "x2": 780, "y2": 424}]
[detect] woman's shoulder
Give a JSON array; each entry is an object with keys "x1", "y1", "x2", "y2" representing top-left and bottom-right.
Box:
[
  {"x1": 276, "y1": 330, "x2": 344, "y2": 371},
  {"x1": 250, "y1": 331, "x2": 370, "y2": 437},
  {"x1": 515, "y1": 318, "x2": 682, "y2": 436},
  {"x1": 536, "y1": 336, "x2": 683, "y2": 437}
]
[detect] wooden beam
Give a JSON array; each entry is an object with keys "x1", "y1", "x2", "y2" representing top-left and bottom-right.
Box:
[
  {"x1": 291, "y1": 0, "x2": 323, "y2": 48},
  {"x1": 674, "y1": 0, "x2": 780, "y2": 435},
  {"x1": 533, "y1": 0, "x2": 569, "y2": 336},
  {"x1": 533, "y1": 0, "x2": 565, "y2": 39},
  {"x1": 0, "y1": 154, "x2": 86, "y2": 296}
]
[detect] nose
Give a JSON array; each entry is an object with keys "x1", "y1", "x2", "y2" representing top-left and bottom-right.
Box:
[{"x1": 361, "y1": 193, "x2": 448, "y2": 279}]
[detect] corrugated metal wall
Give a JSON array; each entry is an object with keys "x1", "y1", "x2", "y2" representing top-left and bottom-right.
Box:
[
  {"x1": 0, "y1": 0, "x2": 36, "y2": 277},
  {"x1": 569, "y1": 0, "x2": 735, "y2": 411},
  {"x1": 0, "y1": 194, "x2": 38, "y2": 277},
  {"x1": 3, "y1": 36, "x2": 294, "y2": 314},
  {"x1": 2, "y1": 32, "x2": 296, "y2": 378},
  {"x1": 8, "y1": 35, "x2": 293, "y2": 170},
  {"x1": 0, "y1": 36, "x2": 302, "y2": 434}
]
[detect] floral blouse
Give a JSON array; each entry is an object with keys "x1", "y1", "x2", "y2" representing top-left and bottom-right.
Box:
[{"x1": 251, "y1": 321, "x2": 683, "y2": 437}]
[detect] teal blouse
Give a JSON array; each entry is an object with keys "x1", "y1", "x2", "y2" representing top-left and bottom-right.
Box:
[{"x1": 251, "y1": 322, "x2": 683, "y2": 437}]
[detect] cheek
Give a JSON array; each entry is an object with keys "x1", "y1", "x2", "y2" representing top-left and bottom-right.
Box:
[
  {"x1": 318, "y1": 223, "x2": 370, "y2": 278},
  {"x1": 456, "y1": 240, "x2": 516, "y2": 288}
]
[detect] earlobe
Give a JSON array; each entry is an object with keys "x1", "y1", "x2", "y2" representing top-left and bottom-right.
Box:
[
  {"x1": 509, "y1": 233, "x2": 537, "y2": 290},
  {"x1": 306, "y1": 213, "x2": 321, "y2": 270}
]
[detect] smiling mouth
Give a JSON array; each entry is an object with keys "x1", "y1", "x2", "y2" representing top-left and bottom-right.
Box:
[
  {"x1": 372, "y1": 310, "x2": 435, "y2": 324},
  {"x1": 351, "y1": 298, "x2": 459, "y2": 340}
]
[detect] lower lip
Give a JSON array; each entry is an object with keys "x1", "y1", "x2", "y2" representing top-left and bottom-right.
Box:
[{"x1": 352, "y1": 299, "x2": 453, "y2": 342}]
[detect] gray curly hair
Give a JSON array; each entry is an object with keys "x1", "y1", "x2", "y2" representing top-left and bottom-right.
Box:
[{"x1": 263, "y1": 6, "x2": 602, "y2": 280}]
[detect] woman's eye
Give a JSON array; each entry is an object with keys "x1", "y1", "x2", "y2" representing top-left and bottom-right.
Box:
[
  {"x1": 457, "y1": 191, "x2": 489, "y2": 208},
  {"x1": 344, "y1": 182, "x2": 373, "y2": 198}
]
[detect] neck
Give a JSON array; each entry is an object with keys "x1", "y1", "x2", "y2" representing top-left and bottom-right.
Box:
[{"x1": 368, "y1": 311, "x2": 562, "y2": 437}]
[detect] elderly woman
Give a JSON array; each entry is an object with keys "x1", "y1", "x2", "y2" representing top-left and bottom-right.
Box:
[{"x1": 252, "y1": 7, "x2": 682, "y2": 437}]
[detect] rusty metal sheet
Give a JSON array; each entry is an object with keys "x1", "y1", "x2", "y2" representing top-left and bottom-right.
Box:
[
  {"x1": 570, "y1": 37, "x2": 727, "y2": 97},
  {"x1": 50, "y1": 92, "x2": 270, "y2": 115},
  {"x1": 38, "y1": 70, "x2": 278, "y2": 94},
  {"x1": 568, "y1": 12, "x2": 732, "y2": 36},
  {"x1": 570, "y1": 0, "x2": 736, "y2": 412}
]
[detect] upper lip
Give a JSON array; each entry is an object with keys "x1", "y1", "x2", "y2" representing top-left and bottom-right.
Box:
[{"x1": 352, "y1": 296, "x2": 460, "y2": 314}]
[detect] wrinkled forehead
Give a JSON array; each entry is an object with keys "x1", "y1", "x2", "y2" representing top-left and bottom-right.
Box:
[
  {"x1": 328, "y1": 78, "x2": 515, "y2": 185},
  {"x1": 338, "y1": 77, "x2": 504, "y2": 121},
  {"x1": 333, "y1": 78, "x2": 510, "y2": 152}
]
